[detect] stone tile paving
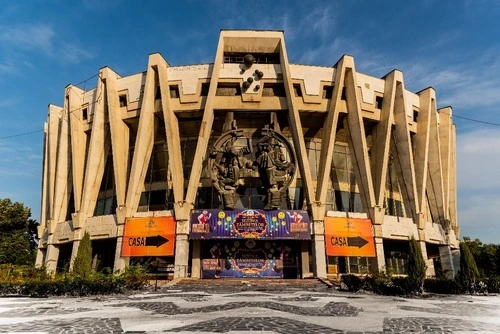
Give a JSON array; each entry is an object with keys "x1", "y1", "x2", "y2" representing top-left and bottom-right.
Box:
[
  {"x1": 399, "y1": 302, "x2": 499, "y2": 317},
  {"x1": 0, "y1": 307, "x2": 92, "y2": 317},
  {"x1": 383, "y1": 317, "x2": 500, "y2": 333},
  {"x1": 0, "y1": 317, "x2": 125, "y2": 333},
  {"x1": 167, "y1": 316, "x2": 347, "y2": 333},
  {"x1": 174, "y1": 279, "x2": 330, "y2": 294},
  {"x1": 167, "y1": 316, "x2": 500, "y2": 333},
  {"x1": 223, "y1": 293, "x2": 272, "y2": 297},
  {"x1": 272, "y1": 295, "x2": 319, "y2": 302},
  {"x1": 116, "y1": 300, "x2": 360, "y2": 316}
]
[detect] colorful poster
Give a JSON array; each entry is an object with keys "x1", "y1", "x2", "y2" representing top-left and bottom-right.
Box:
[
  {"x1": 201, "y1": 240, "x2": 299, "y2": 279},
  {"x1": 121, "y1": 216, "x2": 176, "y2": 257},
  {"x1": 324, "y1": 217, "x2": 376, "y2": 257},
  {"x1": 190, "y1": 209, "x2": 310, "y2": 240}
]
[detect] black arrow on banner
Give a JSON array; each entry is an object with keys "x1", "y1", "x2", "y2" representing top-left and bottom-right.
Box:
[
  {"x1": 347, "y1": 236, "x2": 369, "y2": 248},
  {"x1": 145, "y1": 235, "x2": 169, "y2": 247}
]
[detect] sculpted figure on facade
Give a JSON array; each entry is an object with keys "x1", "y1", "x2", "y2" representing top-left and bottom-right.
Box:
[
  {"x1": 209, "y1": 123, "x2": 296, "y2": 210},
  {"x1": 209, "y1": 126, "x2": 252, "y2": 210},
  {"x1": 254, "y1": 126, "x2": 296, "y2": 210}
]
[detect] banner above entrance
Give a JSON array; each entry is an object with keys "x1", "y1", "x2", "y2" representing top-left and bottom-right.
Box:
[{"x1": 190, "y1": 209, "x2": 311, "y2": 240}]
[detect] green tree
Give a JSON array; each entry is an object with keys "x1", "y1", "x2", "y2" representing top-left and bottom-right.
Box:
[
  {"x1": 72, "y1": 232, "x2": 92, "y2": 279},
  {"x1": 407, "y1": 237, "x2": 427, "y2": 294},
  {"x1": 462, "y1": 237, "x2": 499, "y2": 278},
  {"x1": 0, "y1": 198, "x2": 39, "y2": 265},
  {"x1": 496, "y1": 246, "x2": 500, "y2": 276},
  {"x1": 458, "y1": 241, "x2": 480, "y2": 293}
]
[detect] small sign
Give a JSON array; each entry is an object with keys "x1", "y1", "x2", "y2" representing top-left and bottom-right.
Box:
[
  {"x1": 121, "y1": 216, "x2": 176, "y2": 257},
  {"x1": 324, "y1": 217, "x2": 375, "y2": 257}
]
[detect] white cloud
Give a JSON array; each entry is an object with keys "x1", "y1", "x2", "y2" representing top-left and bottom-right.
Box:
[
  {"x1": 458, "y1": 191, "x2": 500, "y2": 243},
  {"x1": 456, "y1": 128, "x2": 500, "y2": 242},
  {"x1": 0, "y1": 23, "x2": 92, "y2": 64},
  {"x1": 59, "y1": 42, "x2": 94, "y2": 64},
  {"x1": 298, "y1": 38, "x2": 342, "y2": 65},
  {"x1": 0, "y1": 60, "x2": 18, "y2": 75},
  {"x1": 390, "y1": 48, "x2": 500, "y2": 109},
  {"x1": 457, "y1": 128, "x2": 500, "y2": 191},
  {"x1": 0, "y1": 97, "x2": 17, "y2": 107},
  {"x1": 0, "y1": 24, "x2": 55, "y2": 53}
]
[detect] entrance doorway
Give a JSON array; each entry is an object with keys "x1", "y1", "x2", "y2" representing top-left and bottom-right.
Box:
[{"x1": 201, "y1": 239, "x2": 300, "y2": 279}]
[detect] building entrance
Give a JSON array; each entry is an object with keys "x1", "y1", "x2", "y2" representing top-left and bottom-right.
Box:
[
  {"x1": 190, "y1": 209, "x2": 310, "y2": 279},
  {"x1": 201, "y1": 239, "x2": 300, "y2": 279}
]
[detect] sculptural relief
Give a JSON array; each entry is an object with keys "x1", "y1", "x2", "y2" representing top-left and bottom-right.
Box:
[{"x1": 208, "y1": 124, "x2": 296, "y2": 210}]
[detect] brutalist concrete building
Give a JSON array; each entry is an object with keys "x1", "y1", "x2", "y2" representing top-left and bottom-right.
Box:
[{"x1": 36, "y1": 30, "x2": 459, "y2": 279}]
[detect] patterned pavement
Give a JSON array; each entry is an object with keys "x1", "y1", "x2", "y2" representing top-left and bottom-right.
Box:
[{"x1": 0, "y1": 279, "x2": 499, "y2": 333}]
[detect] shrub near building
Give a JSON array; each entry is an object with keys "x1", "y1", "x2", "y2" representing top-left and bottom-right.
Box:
[{"x1": 72, "y1": 232, "x2": 92, "y2": 279}]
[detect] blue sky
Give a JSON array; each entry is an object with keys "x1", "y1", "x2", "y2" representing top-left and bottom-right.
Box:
[{"x1": 1, "y1": 0, "x2": 499, "y2": 243}]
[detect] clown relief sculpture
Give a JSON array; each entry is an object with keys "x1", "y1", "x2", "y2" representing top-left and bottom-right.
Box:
[
  {"x1": 208, "y1": 124, "x2": 253, "y2": 210},
  {"x1": 209, "y1": 123, "x2": 296, "y2": 210},
  {"x1": 254, "y1": 126, "x2": 296, "y2": 209}
]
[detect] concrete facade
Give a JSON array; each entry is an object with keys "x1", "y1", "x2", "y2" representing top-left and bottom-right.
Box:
[{"x1": 36, "y1": 30, "x2": 459, "y2": 278}]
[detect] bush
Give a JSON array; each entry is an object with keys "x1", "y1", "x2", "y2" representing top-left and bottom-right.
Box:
[
  {"x1": 0, "y1": 264, "x2": 49, "y2": 283},
  {"x1": 341, "y1": 274, "x2": 362, "y2": 292},
  {"x1": 14, "y1": 275, "x2": 127, "y2": 297},
  {"x1": 407, "y1": 237, "x2": 427, "y2": 294},
  {"x1": 120, "y1": 265, "x2": 148, "y2": 290},
  {"x1": 0, "y1": 282, "x2": 20, "y2": 295},
  {"x1": 424, "y1": 278, "x2": 461, "y2": 294},
  {"x1": 363, "y1": 274, "x2": 408, "y2": 296},
  {"x1": 72, "y1": 232, "x2": 92, "y2": 279},
  {"x1": 0, "y1": 264, "x2": 148, "y2": 297},
  {"x1": 485, "y1": 277, "x2": 500, "y2": 293},
  {"x1": 457, "y1": 241, "x2": 480, "y2": 293}
]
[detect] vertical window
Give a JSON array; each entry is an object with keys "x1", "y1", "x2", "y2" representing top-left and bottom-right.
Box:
[
  {"x1": 201, "y1": 82, "x2": 210, "y2": 96},
  {"x1": 375, "y1": 96, "x2": 383, "y2": 109},
  {"x1": 322, "y1": 85, "x2": 334, "y2": 99},
  {"x1": 169, "y1": 85, "x2": 180, "y2": 98},
  {"x1": 341, "y1": 87, "x2": 347, "y2": 100},
  {"x1": 293, "y1": 84, "x2": 302, "y2": 97},
  {"x1": 82, "y1": 108, "x2": 88, "y2": 121},
  {"x1": 119, "y1": 95, "x2": 128, "y2": 107}
]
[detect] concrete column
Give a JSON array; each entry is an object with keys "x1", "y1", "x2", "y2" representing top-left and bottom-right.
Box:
[
  {"x1": 191, "y1": 240, "x2": 201, "y2": 278},
  {"x1": 113, "y1": 236, "x2": 128, "y2": 272},
  {"x1": 415, "y1": 89, "x2": 433, "y2": 224},
  {"x1": 312, "y1": 234, "x2": 327, "y2": 278},
  {"x1": 174, "y1": 234, "x2": 190, "y2": 278},
  {"x1": 371, "y1": 237, "x2": 386, "y2": 273},
  {"x1": 35, "y1": 248, "x2": 46, "y2": 268},
  {"x1": 419, "y1": 241, "x2": 435, "y2": 277},
  {"x1": 68, "y1": 85, "x2": 87, "y2": 215},
  {"x1": 301, "y1": 241, "x2": 311, "y2": 278},
  {"x1": 315, "y1": 57, "x2": 345, "y2": 205},
  {"x1": 78, "y1": 73, "x2": 110, "y2": 227},
  {"x1": 439, "y1": 245, "x2": 456, "y2": 279},
  {"x1": 392, "y1": 76, "x2": 419, "y2": 222},
  {"x1": 44, "y1": 243, "x2": 60, "y2": 274}
]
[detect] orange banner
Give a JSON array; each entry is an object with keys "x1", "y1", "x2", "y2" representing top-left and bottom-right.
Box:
[
  {"x1": 121, "y1": 216, "x2": 176, "y2": 257},
  {"x1": 324, "y1": 217, "x2": 375, "y2": 257}
]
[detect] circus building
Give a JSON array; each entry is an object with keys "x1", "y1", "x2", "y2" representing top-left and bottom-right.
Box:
[{"x1": 36, "y1": 30, "x2": 459, "y2": 279}]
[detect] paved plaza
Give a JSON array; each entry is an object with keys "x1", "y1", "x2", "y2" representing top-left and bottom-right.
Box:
[{"x1": 0, "y1": 279, "x2": 499, "y2": 333}]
